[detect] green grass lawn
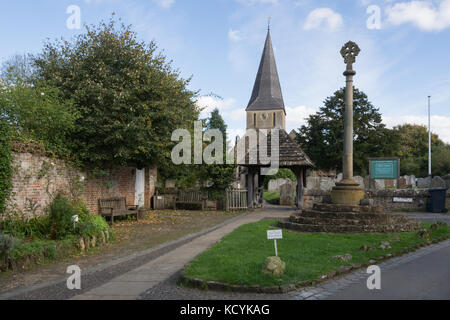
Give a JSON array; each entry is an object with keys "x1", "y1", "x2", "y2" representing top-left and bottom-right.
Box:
[
  {"x1": 263, "y1": 191, "x2": 280, "y2": 205},
  {"x1": 183, "y1": 219, "x2": 449, "y2": 287}
]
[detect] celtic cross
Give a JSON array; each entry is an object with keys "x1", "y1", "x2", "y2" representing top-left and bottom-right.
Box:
[{"x1": 340, "y1": 41, "x2": 360, "y2": 69}]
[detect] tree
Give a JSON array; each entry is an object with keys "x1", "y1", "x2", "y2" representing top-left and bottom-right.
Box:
[
  {"x1": 432, "y1": 144, "x2": 450, "y2": 177},
  {"x1": 0, "y1": 54, "x2": 35, "y2": 86},
  {"x1": 263, "y1": 168, "x2": 296, "y2": 189},
  {"x1": 296, "y1": 88, "x2": 399, "y2": 175},
  {"x1": 393, "y1": 124, "x2": 447, "y2": 176},
  {"x1": 200, "y1": 108, "x2": 235, "y2": 198},
  {"x1": 32, "y1": 17, "x2": 198, "y2": 168},
  {"x1": 0, "y1": 84, "x2": 77, "y2": 158}
]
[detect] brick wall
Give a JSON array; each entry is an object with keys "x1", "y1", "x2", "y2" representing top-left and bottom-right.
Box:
[{"x1": 7, "y1": 152, "x2": 157, "y2": 217}]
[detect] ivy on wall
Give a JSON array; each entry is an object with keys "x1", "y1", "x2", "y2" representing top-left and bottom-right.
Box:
[{"x1": 0, "y1": 119, "x2": 13, "y2": 215}]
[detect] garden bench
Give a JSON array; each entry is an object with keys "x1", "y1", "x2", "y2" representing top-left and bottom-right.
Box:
[
  {"x1": 99, "y1": 197, "x2": 138, "y2": 223},
  {"x1": 175, "y1": 190, "x2": 208, "y2": 210}
]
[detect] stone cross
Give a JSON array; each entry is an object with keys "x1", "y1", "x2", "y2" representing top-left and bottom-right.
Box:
[
  {"x1": 340, "y1": 41, "x2": 360, "y2": 70},
  {"x1": 330, "y1": 41, "x2": 365, "y2": 205},
  {"x1": 341, "y1": 41, "x2": 360, "y2": 182}
]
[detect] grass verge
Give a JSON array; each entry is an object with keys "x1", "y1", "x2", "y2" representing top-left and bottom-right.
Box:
[
  {"x1": 264, "y1": 191, "x2": 280, "y2": 205},
  {"x1": 183, "y1": 219, "x2": 449, "y2": 288}
]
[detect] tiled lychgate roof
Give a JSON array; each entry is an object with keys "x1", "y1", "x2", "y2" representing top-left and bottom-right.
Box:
[{"x1": 238, "y1": 129, "x2": 314, "y2": 168}]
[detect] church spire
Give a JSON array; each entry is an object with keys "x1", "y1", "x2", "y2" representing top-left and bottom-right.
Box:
[{"x1": 246, "y1": 28, "x2": 285, "y2": 113}]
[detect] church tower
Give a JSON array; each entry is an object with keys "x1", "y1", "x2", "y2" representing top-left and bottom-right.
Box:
[{"x1": 246, "y1": 29, "x2": 286, "y2": 130}]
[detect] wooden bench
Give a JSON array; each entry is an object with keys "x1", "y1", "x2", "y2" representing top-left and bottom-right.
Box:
[
  {"x1": 99, "y1": 197, "x2": 139, "y2": 223},
  {"x1": 175, "y1": 190, "x2": 208, "y2": 210}
]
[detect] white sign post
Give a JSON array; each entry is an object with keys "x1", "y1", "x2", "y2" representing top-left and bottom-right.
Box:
[{"x1": 267, "y1": 230, "x2": 283, "y2": 257}]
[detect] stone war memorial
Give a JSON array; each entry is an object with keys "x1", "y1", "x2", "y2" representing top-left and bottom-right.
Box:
[{"x1": 279, "y1": 41, "x2": 421, "y2": 233}]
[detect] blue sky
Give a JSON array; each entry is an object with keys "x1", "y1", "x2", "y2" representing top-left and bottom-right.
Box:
[{"x1": 1, "y1": 0, "x2": 449, "y2": 143}]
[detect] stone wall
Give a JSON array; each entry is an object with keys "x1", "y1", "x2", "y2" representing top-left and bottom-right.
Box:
[
  {"x1": 303, "y1": 188, "x2": 450, "y2": 212},
  {"x1": 7, "y1": 152, "x2": 157, "y2": 217},
  {"x1": 305, "y1": 174, "x2": 418, "y2": 191}
]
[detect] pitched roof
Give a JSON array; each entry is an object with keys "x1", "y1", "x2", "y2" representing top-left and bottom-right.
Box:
[
  {"x1": 238, "y1": 129, "x2": 315, "y2": 168},
  {"x1": 246, "y1": 30, "x2": 286, "y2": 113}
]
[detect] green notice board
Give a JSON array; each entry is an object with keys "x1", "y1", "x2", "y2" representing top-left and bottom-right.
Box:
[{"x1": 369, "y1": 158, "x2": 400, "y2": 179}]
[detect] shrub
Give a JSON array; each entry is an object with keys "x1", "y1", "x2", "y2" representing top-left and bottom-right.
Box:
[
  {"x1": 77, "y1": 215, "x2": 109, "y2": 238},
  {"x1": 0, "y1": 211, "x2": 51, "y2": 239},
  {"x1": 0, "y1": 232, "x2": 19, "y2": 258},
  {"x1": 48, "y1": 194, "x2": 78, "y2": 240}
]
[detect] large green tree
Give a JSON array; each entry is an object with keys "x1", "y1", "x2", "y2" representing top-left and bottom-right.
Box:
[
  {"x1": 0, "y1": 84, "x2": 77, "y2": 158},
  {"x1": 200, "y1": 108, "x2": 235, "y2": 198},
  {"x1": 393, "y1": 124, "x2": 448, "y2": 176},
  {"x1": 32, "y1": 17, "x2": 198, "y2": 168},
  {"x1": 296, "y1": 88, "x2": 399, "y2": 175}
]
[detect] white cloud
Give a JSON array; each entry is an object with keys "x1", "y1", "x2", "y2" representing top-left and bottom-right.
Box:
[
  {"x1": 196, "y1": 96, "x2": 236, "y2": 119},
  {"x1": 384, "y1": 115, "x2": 450, "y2": 143},
  {"x1": 228, "y1": 29, "x2": 244, "y2": 42},
  {"x1": 303, "y1": 8, "x2": 344, "y2": 31},
  {"x1": 154, "y1": 0, "x2": 174, "y2": 9},
  {"x1": 235, "y1": 0, "x2": 279, "y2": 5},
  {"x1": 285, "y1": 105, "x2": 317, "y2": 131},
  {"x1": 386, "y1": 0, "x2": 450, "y2": 31}
]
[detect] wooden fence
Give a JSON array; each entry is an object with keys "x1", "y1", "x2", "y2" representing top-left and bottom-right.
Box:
[
  {"x1": 226, "y1": 189, "x2": 248, "y2": 211},
  {"x1": 153, "y1": 194, "x2": 176, "y2": 210}
]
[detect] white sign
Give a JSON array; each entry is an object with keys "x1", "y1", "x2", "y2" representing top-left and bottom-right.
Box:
[
  {"x1": 393, "y1": 197, "x2": 413, "y2": 203},
  {"x1": 267, "y1": 230, "x2": 282, "y2": 240},
  {"x1": 72, "y1": 215, "x2": 79, "y2": 223}
]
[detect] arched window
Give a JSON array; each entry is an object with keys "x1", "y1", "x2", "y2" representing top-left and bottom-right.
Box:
[
  {"x1": 273, "y1": 112, "x2": 276, "y2": 127},
  {"x1": 254, "y1": 113, "x2": 256, "y2": 126}
]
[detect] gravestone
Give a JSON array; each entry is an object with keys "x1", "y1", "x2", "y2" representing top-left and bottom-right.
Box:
[
  {"x1": 306, "y1": 176, "x2": 320, "y2": 189},
  {"x1": 385, "y1": 179, "x2": 395, "y2": 188},
  {"x1": 443, "y1": 175, "x2": 450, "y2": 188},
  {"x1": 353, "y1": 176, "x2": 365, "y2": 189},
  {"x1": 280, "y1": 182, "x2": 296, "y2": 206},
  {"x1": 431, "y1": 176, "x2": 446, "y2": 188},
  {"x1": 418, "y1": 176, "x2": 432, "y2": 189},
  {"x1": 399, "y1": 176, "x2": 407, "y2": 189},
  {"x1": 407, "y1": 175, "x2": 416, "y2": 187},
  {"x1": 268, "y1": 178, "x2": 291, "y2": 192},
  {"x1": 374, "y1": 179, "x2": 385, "y2": 190}
]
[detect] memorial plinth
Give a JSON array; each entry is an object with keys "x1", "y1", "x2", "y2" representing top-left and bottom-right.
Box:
[{"x1": 278, "y1": 203, "x2": 421, "y2": 233}]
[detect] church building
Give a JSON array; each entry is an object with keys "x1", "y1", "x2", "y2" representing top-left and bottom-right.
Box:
[{"x1": 239, "y1": 28, "x2": 314, "y2": 209}]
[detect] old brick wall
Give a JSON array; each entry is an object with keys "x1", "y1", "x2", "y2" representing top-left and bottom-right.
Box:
[{"x1": 7, "y1": 152, "x2": 157, "y2": 217}]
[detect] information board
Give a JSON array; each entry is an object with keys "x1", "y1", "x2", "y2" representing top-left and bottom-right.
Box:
[{"x1": 369, "y1": 158, "x2": 400, "y2": 179}]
